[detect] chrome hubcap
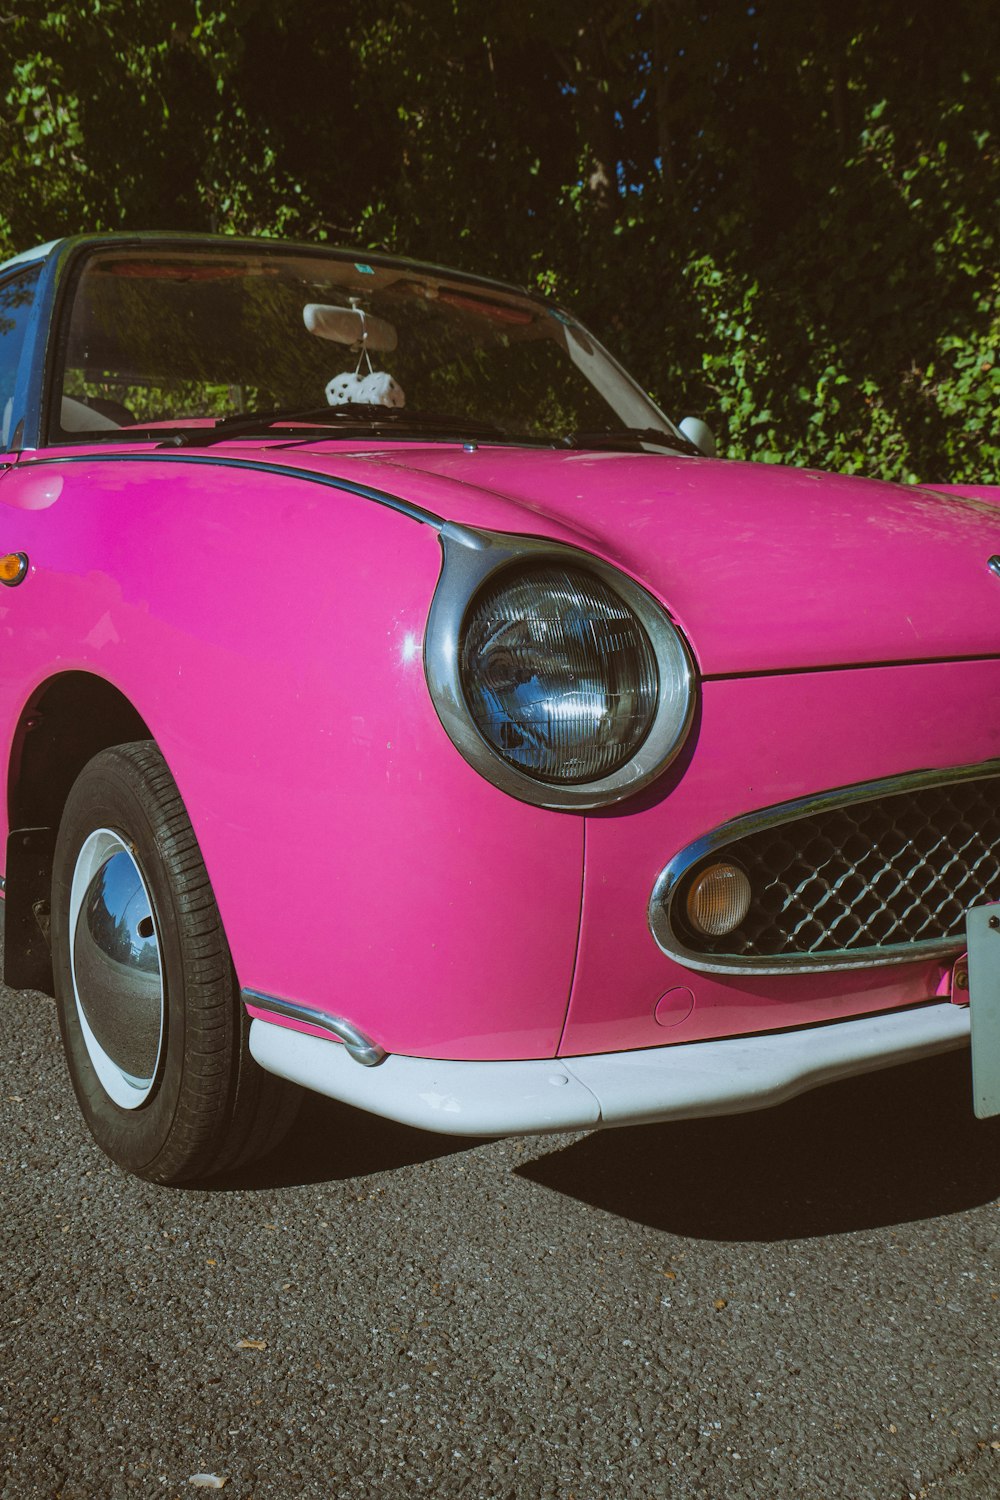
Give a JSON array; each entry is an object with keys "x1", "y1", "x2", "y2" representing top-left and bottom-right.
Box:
[{"x1": 69, "y1": 829, "x2": 165, "y2": 1109}]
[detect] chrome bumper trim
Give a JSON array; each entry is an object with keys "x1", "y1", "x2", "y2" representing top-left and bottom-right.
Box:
[
  {"x1": 241, "y1": 989, "x2": 386, "y2": 1067},
  {"x1": 248, "y1": 1002, "x2": 970, "y2": 1136}
]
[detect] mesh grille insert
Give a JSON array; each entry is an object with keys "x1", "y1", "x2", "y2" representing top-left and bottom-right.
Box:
[{"x1": 672, "y1": 775, "x2": 1000, "y2": 960}]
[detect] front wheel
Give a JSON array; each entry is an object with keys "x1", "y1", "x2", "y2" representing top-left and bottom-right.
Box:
[{"x1": 51, "y1": 741, "x2": 300, "y2": 1183}]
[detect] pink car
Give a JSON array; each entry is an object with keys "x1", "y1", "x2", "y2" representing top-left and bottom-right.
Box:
[{"x1": 1, "y1": 233, "x2": 997, "y2": 1184}]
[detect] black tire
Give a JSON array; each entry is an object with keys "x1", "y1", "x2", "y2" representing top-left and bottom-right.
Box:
[{"x1": 51, "y1": 741, "x2": 300, "y2": 1183}]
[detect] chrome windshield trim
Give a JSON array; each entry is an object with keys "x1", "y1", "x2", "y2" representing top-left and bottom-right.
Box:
[
  {"x1": 649, "y1": 759, "x2": 1000, "y2": 975},
  {"x1": 423, "y1": 523, "x2": 696, "y2": 811},
  {"x1": 241, "y1": 989, "x2": 387, "y2": 1067},
  {"x1": 20, "y1": 451, "x2": 443, "y2": 528}
]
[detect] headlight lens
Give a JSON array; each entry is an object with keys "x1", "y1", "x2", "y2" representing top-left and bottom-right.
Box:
[{"x1": 459, "y1": 562, "x2": 659, "y2": 785}]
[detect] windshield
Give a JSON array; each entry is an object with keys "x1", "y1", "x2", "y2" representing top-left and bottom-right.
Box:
[{"x1": 51, "y1": 244, "x2": 679, "y2": 447}]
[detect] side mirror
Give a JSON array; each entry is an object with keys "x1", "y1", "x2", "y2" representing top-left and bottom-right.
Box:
[{"x1": 678, "y1": 416, "x2": 717, "y2": 458}]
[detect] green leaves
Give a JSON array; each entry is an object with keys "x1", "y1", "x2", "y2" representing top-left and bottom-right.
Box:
[{"x1": 0, "y1": 0, "x2": 996, "y2": 483}]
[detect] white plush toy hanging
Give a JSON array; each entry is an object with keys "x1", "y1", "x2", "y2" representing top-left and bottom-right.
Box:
[
  {"x1": 326, "y1": 367, "x2": 405, "y2": 408},
  {"x1": 325, "y1": 308, "x2": 405, "y2": 408}
]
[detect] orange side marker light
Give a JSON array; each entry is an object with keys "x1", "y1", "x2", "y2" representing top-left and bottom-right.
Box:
[{"x1": 0, "y1": 552, "x2": 29, "y2": 586}]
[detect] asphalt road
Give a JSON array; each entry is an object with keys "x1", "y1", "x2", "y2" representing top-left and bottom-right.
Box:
[{"x1": 2, "y1": 951, "x2": 998, "y2": 1499}]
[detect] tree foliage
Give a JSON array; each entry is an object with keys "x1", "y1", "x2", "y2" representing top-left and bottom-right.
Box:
[{"x1": 1, "y1": 0, "x2": 997, "y2": 481}]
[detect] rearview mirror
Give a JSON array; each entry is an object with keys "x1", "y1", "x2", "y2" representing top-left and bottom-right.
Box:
[{"x1": 303, "y1": 303, "x2": 398, "y2": 352}]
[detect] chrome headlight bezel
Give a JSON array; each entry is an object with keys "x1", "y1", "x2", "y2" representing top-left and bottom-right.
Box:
[{"x1": 424, "y1": 523, "x2": 696, "y2": 810}]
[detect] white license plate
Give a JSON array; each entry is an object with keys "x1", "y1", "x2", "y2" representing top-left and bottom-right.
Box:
[{"x1": 966, "y1": 903, "x2": 1000, "y2": 1119}]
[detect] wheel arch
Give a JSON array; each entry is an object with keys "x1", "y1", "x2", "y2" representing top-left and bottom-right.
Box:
[{"x1": 4, "y1": 670, "x2": 152, "y2": 994}]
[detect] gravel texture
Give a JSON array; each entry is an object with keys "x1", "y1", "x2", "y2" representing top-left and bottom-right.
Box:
[{"x1": 2, "y1": 959, "x2": 998, "y2": 1499}]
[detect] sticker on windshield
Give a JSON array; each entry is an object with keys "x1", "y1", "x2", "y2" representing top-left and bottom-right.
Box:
[{"x1": 354, "y1": 263, "x2": 375, "y2": 276}]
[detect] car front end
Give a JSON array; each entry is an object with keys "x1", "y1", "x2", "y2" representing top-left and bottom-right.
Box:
[{"x1": 239, "y1": 446, "x2": 999, "y2": 1134}]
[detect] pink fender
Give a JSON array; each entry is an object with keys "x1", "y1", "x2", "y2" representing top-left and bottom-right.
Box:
[{"x1": 0, "y1": 454, "x2": 583, "y2": 1060}]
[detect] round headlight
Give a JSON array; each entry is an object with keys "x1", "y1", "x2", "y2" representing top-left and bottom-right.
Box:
[{"x1": 459, "y1": 562, "x2": 659, "y2": 785}]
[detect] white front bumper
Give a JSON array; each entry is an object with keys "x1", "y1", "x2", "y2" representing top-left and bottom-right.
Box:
[{"x1": 248, "y1": 1001, "x2": 971, "y2": 1137}]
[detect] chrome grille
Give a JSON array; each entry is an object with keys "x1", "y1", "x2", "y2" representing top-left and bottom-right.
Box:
[{"x1": 651, "y1": 766, "x2": 1000, "y2": 972}]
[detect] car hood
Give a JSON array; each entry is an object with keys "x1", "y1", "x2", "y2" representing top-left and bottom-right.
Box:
[{"x1": 288, "y1": 442, "x2": 1000, "y2": 676}]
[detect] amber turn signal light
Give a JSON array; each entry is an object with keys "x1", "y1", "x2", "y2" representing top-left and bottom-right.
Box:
[
  {"x1": 685, "y1": 861, "x2": 753, "y2": 937},
  {"x1": 0, "y1": 552, "x2": 29, "y2": 586}
]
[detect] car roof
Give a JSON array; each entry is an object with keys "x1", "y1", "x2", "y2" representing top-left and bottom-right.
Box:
[
  {"x1": 0, "y1": 240, "x2": 64, "y2": 274},
  {"x1": 0, "y1": 232, "x2": 536, "y2": 302}
]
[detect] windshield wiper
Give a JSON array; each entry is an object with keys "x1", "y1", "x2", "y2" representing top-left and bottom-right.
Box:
[
  {"x1": 562, "y1": 426, "x2": 700, "y2": 456},
  {"x1": 162, "y1": 404, "x2": 509, "y2": 448}
]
